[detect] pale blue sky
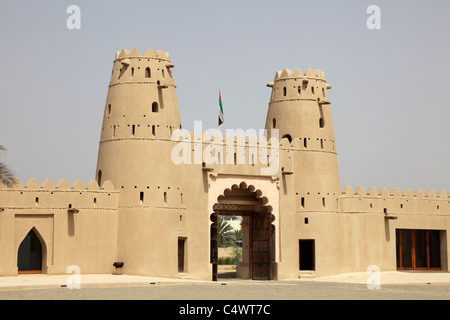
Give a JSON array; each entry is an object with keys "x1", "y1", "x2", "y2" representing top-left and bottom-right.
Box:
[{"x1": 0, "y1": 0, "x2": 449, "y2": 192}]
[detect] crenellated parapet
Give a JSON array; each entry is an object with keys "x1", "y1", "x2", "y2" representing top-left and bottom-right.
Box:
[
  {"x1": 339, "y1": 185, "x2": 450, "y2": 216},
  {"x1": 0, "y1": 178, "x2": 119, "y2": 213},
  {"x1": 267, "y1": 68, "x2": 331, "y2": 104},
  {"x1": 109, "y1": 48, "x2": 175, "y2": 87}
]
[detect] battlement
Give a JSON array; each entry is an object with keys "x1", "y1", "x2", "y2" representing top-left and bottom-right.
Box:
[
  {"x1": 0, "y1": 178, "x2": 119, "y2": 212},
  {"x1": 114, "y1": 48, "x2": 171, "y2": 61},
  {"x1": 339, "y1": 185, "x2": 450, "y2": 216},
  {"x1": 0, "y1": 178, "x2": 116, "y2": 191},
  {"x1": 109, "y1": 48, "x2": 175, "y2": 87}
]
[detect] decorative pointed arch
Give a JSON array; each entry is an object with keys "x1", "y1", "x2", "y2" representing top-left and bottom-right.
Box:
[{"x1": 17, "y1": 227, "x2": 46, "y2": 274}]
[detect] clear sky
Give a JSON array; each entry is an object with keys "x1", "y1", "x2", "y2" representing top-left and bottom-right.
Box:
[{"x1": 0, "y1": 0, "x2": 449, "y2": 192}]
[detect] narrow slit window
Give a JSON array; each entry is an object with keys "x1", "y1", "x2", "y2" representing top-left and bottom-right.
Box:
[
  {"x1": 108, "y1": 104, "x2": 111, "y2": 114},
  {"x1": 301, "y1": 197, "x2": 305, "y2": 208},
  {"x1": 283, "y1": 87, "x2": 287, "y2": 96},
  {"x1": 298, "y1": 86, "x2": 301, "y2": 95},
  {"x1": 304, "y1": 138, "x2": 307, "y2": 148},
  {"x1": 113, "y1": 125, "x2": 116, "y2": 138},
  {"x1": 131, "y1": 67, "x2": 134, "y2": 78},
  {"x1": 145, "y1": 67, "x2": 151, "y2": 78},
  {"x1": 140, "y1": 192, "x2": 144, "y2": 204},
  {"x1": 272, "y1": 118, "x2": 276, "y2": 128},
  {"x1": 320, "y1": 139, "x2": 324, "y2": 149},
  {"x1": 35, "y1": 197, "x2": 39, "y2": 205},
  {"x1": 164, "y1": 192, "x2": 167, "y2": 203},
  {"x1": 152, "y1": 125, "x2": 156, "y2": 136},
  {"x1": 311, "y1": 87, "x2": 315, "y2": 95},
  {"x1": 322, "y1": 197, "x2": 326, "y2": 207},
  {"x1": 132, "y1": 125, "x2": 135, "y2": 136}
]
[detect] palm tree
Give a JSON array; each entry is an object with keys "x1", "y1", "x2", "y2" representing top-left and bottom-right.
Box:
[
  {"x1": 218, "y1": 216, "x2": 235, "y2": 247},
  {"x1": 0, "y1": 146, "x2": 16, "y2": 187}
]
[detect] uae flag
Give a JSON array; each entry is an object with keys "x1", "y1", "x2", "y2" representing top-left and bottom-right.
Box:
[{"x1": 218, "y1": 90, "x2": 224, "y2": 126}]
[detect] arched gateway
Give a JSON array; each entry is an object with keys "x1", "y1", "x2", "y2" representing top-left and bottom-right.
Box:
[{"x1": 210, "y1": 181, "x2": 278, "y2": 281}]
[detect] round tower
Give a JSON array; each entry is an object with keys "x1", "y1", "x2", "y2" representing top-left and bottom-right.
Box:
[
  {"x1": 96, "y1": 48, "x2": 182, "y2": 195},
  {"x1": 95, "y1": 48, "x2": 186, "y2": 276},
  {"x1": 265, "y1": 68, "x2": 340, "y2": 199}
]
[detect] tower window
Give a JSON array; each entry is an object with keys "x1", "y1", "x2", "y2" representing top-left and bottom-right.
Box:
[
  {"x1": 283, "y1": 87, "x2": 287, "y2": 96},
  {"x1": 298, "y1": 86, "x2": 301, "y2": 95},
  {"x1": 303, "y1": 138, "x2": 307, "y2": 148},
  {"x1": 164, "y1": 192, "x2": 167, "y2": 203},
  {"x1": 282, "y1": 134, "x2": 292, "y2": 143},
  {"x1": 311, "y1": 87, "x2": 315, "y2": 95},
  {"x1": 97, "y1": 170, "x2": 102, "y2": 186},
  {"x1": 152, "y1": 102, "x2": 159, "y2": 113},
  {"x1": 132, "y1": 125, "x2": 135, "y2": 136},
  {"x1": 131, "y1": 67, "x2": 134, "y2": 78},
  {"x1": 272, "y1": 118, "x2": 276, "y2": 128},
  {"x1": 319, "y1": 118, "x2": 325, "y2": 128},
  {"x1": 145, "y1": 67, "x2": 151, "y2": 78},
  {"x1": 140, "y1": 192, "x2": 144, "y2": 204},
  {"x1": 322, "y1": 197, "x2": 326, "y2": 207},
  {"x1": 108, "y1": 104, "x2": 111, "y2": 114},
  {"x1": 301, "y1": 197, "x2": 305, "y2": 208},
  {"x1": 322, "y1": 87, "x2": 325, "y2": 97}
]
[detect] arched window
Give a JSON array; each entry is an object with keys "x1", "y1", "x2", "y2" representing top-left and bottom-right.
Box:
[
  {"x1": 152, "y1": 102, "x2": 159, "y2": 113},
  {"x1": 282, "y1": 134, "x2": 292, "y2": 143},
  {"x1": 145, "y1": 67, "x2": 151, "y2": 78}
]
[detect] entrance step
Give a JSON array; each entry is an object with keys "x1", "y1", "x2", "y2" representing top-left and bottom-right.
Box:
[
  {"x1": 177, "y1": 273, "x2": 192, "y2": 279},
  {"x1": 298, "y1": 271, "x2": 316, "y2": 279}
]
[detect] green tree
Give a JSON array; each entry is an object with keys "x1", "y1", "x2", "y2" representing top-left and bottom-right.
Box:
[
  {"x1": 218, "y1": 216, "x2": 234, "y2": 247},
  {"x1": 0, "y1": 146, "x2": 16, "y2": 187}
]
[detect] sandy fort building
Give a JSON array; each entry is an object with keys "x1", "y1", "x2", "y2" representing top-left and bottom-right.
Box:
[{"x1": 0, "y1": 48, "x2": 449, "y2": 280}]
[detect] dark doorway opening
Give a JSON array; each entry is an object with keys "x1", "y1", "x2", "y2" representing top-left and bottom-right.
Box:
[
  {"x1": 178, "y1": 238, "x2": 186, "y2": 273},
  {"x1": 299, "y1": 240, "x2": 315, "y2": 271},
  {"x1": 18, "y1": 229, "x2": 43, "y2": 274}
]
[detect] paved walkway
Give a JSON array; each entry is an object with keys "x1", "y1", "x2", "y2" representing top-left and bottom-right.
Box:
[{"x1": 1, "y1": 270, "x2": 450, "y2": 291}]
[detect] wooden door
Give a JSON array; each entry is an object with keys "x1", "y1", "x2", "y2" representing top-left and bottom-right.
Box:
[
  {"x1": 251, "y1": 214, "x2": 271, "y2": 280},
  {"x1": 178, "y1": 238, "x2": 186, "y2": 273}
]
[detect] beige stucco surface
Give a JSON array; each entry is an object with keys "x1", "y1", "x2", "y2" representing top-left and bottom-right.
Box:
[{"x1": 0, "y1": 48, "x2": 448, "y2": 280}]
